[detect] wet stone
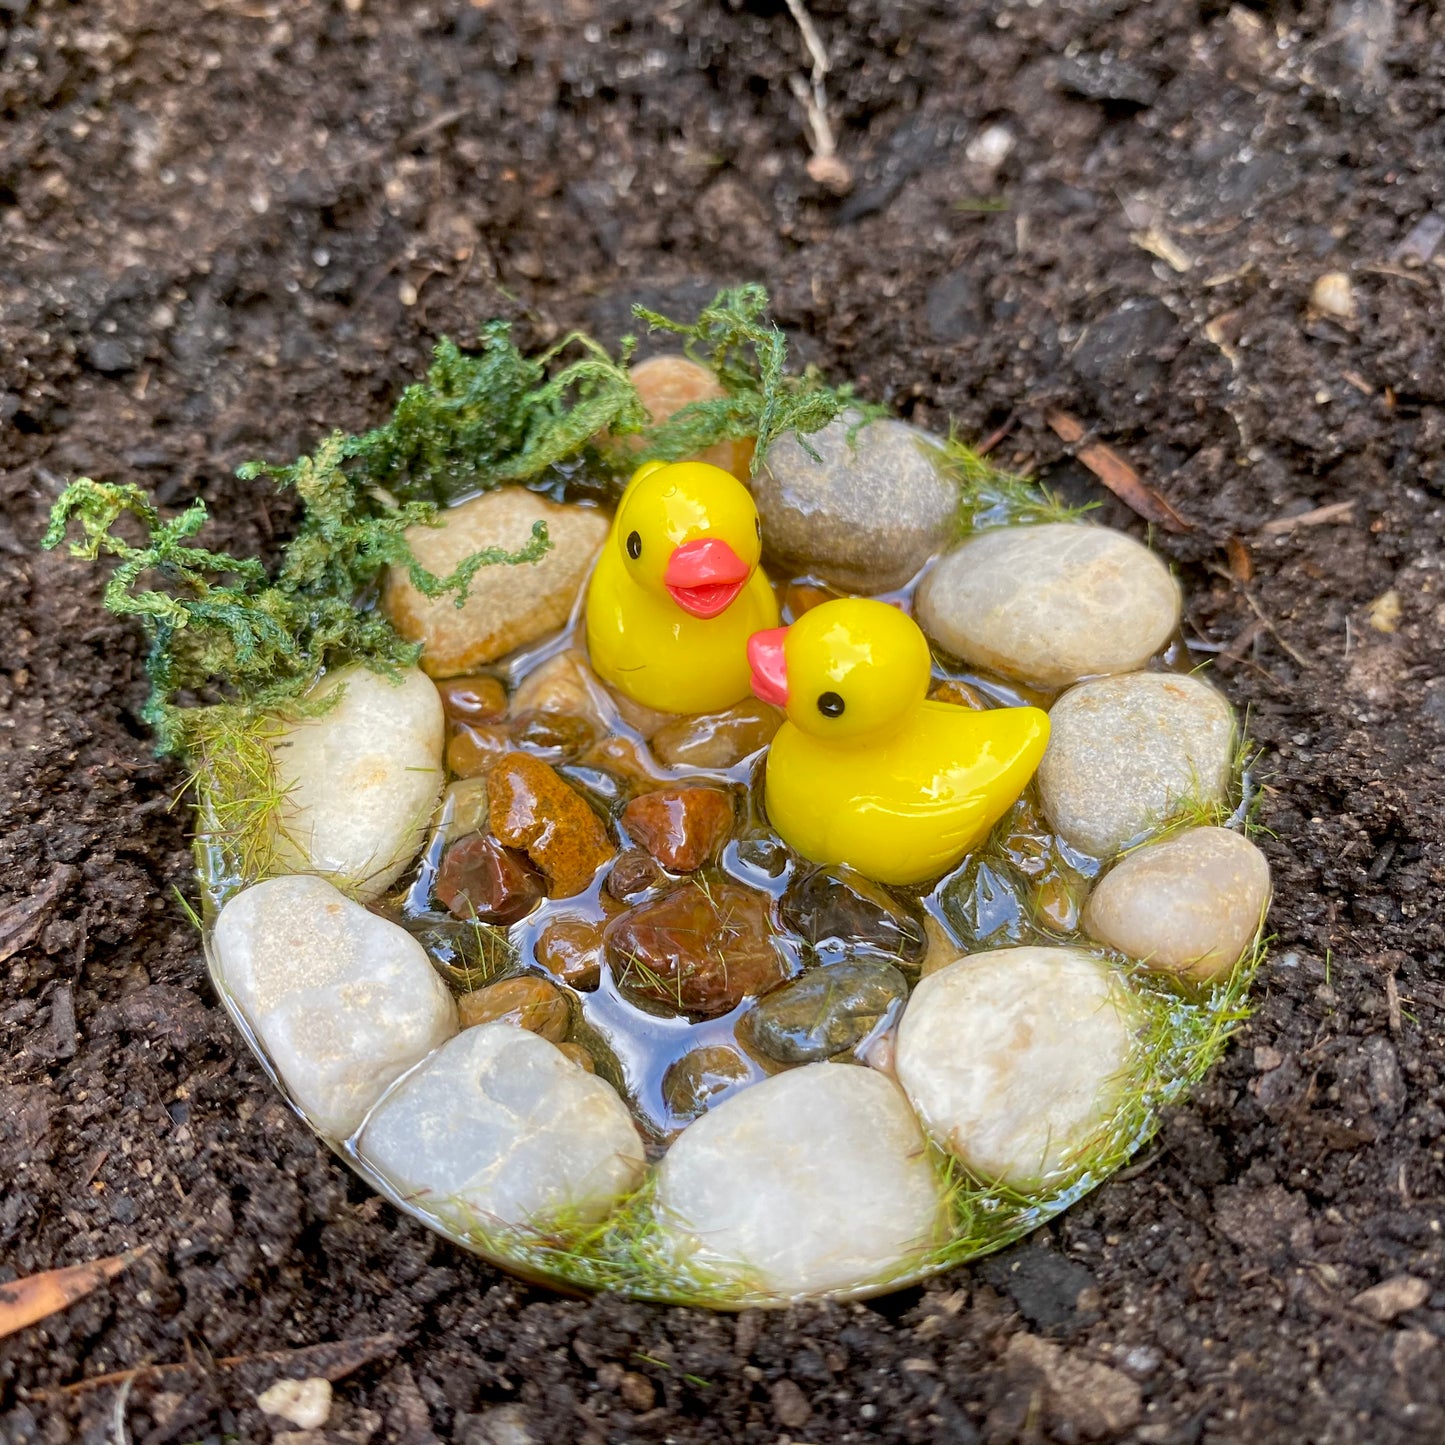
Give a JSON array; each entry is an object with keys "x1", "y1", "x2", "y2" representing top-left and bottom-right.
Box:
[
  {"x1": 1038, "y1": 672, "x2": 1236, "y2": 858},
  {"x1": 534, "y1": 918, "x2": 605, "y2": 991},
  {"x1": 650, "y1": 698, "x2": 782, "y2": 770},
  {"x1": 357, "y1": 1023, "x2": 646, "y2": 1232},
  {"x1": 622, "y1": 786, "x2": 734, "y2": 872},
  {"x1": 781, "y1": 866, "x2": 926, "y2": 969},
  {"x1": 558, "y1": 1041, "x2": 597, "y2": 1074},
  {"x1": 606, "y1": 848, "x2": 669, "y2": 905},
  {"x1": 489, "y1": 752, "x2": 615, "y2": 897},
  {"x1": 915, "y1": 524, "x2": 1181, "y2": 690},
  {"x1": 438, "y1": 776, "x2": 491, "y2": 848},
  {"x1": 747, "y1": 960, "x2": 908, "y2": 1065},
  {"x1": 752, "y1": 411, "x2": 957, "y2": 592},
  {"x1": 508, "y1": 649, "x2": 607, "y2": 733},
  {"x1": 436, "y1": 834, "x2": 546, "y2": 926},
  {"x1": 619, "y1": 353, "x2": 754, "y2": 481},
  {"x1": 456, "y1": 975, "x2": 571, "y2": 1042},
  {"x1": 509, "y1": 709, "x2": 596, "y2": 764},
  {"x1": 213, "y1": 875, "x2": 457, "y2": 1140},
  {"x1": 724, "y1": 834, "x2": 794, "y2": 889},
  {"x1": 604, "y1": 883, "x2": 788, "y2": 1018},
  {"x1": 436, "y1": 674, "x2": 508, "y2": 726},
  {"x1": 384, "y1": 489, "x2": 608, "y2": 676},
  {"x1": 661, "y1": 1045, "x2": 754, "y2": 1120},
  {"x1": 939, "y1": 858, "x2": 1030, "y2": 950},
  {"x1": 447, "y1": 723, "x2": 510, "y2": 779},
  {"x1": 408, "y1": 915, "x2": 513, "y2": 989}
]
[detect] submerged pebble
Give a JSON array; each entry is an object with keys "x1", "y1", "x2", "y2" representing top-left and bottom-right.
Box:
[
  {"x1": 605, "y1": 847, "x2": 669, "y2": 904},
  {"x1": 622, "y1": 786, "x2": 734, "y2": 872},
  {"x1": 661, "y1": 1045, "x2": 755, "y2": 1121},
  {"x1": 446, "y1": 722, "x2": 510, "y2": 780},
  {"x1": 534, "y1": 917, "x2": 606, "y2": 991},
  {"x1": 916, "y1": 524, "x2": 1181, "y2": 689},
  {"x1": 781, "y1": 867, "x2": 926, "y2": 969},
  {"x1": 753, "y1": 412, "x2": 956, "y2": 592},
  {"x1": 508, "y1": 649, "x2": 609, "y2": 732},
  {"x1": 1083, "y1": 825, "x2": 1270, "y2": 981},
  {"x1": 436, "y1": 674, "x2": 509, "y2": 726},
  {"x1": 509, "y1": 710, "x2": 596, "y2": 764},
  {"x1": 456, "y1": 974, "x2": 571, "y2": 1042},
  {"x1": 746, "y1": 960, "x2": 908, "y2": 1064},
  {"x1": 1038, "y1": 672, "x2": 1236, "y2": 857},
  {"x1": 650, "y1": 698, "x2": 781, "y2": 770},
  {"x1": 357, "y1": 1023, "x2": 646, "y2": 1232},
  {"x1": 436, "y1": 834, "x2": 546, "y2": 925},
  {"x1": 213, "y1": 875, "x2": 456, "y2": 1139},
  {"x1": 896, "y1": 946, "x2": 1139, "y2": 1189},
  {"x1": 604, "y1": 882, "x2": 788, "y2": 1017},
  {"x1": 385, "y1": 489, "x2": 607, "y2": 676},
  {"x1": 489, "y1": 752, "x2": 615, "y2": 897},
  {"x1": 655, "y1": 1064, "x2": 947, "y2": 1298},
  {"x1": 269, "y1": 665, "x2": 443, "y2": 902}
]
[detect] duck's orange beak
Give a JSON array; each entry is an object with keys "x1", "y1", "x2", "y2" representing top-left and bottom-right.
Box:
[
  {"x1": 747, "y1": 626, "x2": 790, "y2": 706},
  {"x1": 665, "y1": 537, "x2": 750, "y2": 619}
]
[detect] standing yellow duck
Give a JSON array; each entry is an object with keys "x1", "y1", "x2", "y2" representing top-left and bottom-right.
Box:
[
  {"x1": 748, "y1": 599, "x2": 1050, "y2": 885},
  {"x1": 586, "y1": 459, "x2": 780, "y2": 714}
]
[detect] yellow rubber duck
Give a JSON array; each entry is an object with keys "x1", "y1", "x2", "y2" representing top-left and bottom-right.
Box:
[
  {"x1": 748, "y1": 599, "x2": 1050, "y2": 885},
  {"x1": 586, "y1": 459, "x2": 780, "y2": 714}
]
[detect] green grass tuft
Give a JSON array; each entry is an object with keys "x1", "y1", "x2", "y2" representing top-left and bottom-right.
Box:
[{"x1": 934, "y1": 431, "x2": 1095, "y2": 534}]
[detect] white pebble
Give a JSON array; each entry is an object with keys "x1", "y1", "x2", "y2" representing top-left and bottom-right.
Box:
[
  {"x1": 654, "y1": 1064, "x2": 946, "y2": 1300},
  {"x1": 256, "y1": 1377, "x2": 332, "y2": 1429},
  {"x1": 916, "y1": 524, "x2": 1181, "y2": 689},
  {"x1": 896, "y1": 947, "x2": 1139, "y2": 1190},
  {"x1": 1037, "y1": 670, "x2": 1236, "y2": 857},
  {"x1": 269, "y1": 664, "x2": 444, "y2": 902},
  {"x1": 358, "y1": 1024, "x2": 646, "y2": 1235},
  {"x1": 212, "y1": 875, "x2": 456, "y2": 1140},
  {"x1": 1083, "y1": 826, "x2": 1271, "y2": 981}
]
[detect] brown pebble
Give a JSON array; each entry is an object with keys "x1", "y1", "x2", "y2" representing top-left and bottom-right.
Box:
[
  {"x1": 557, "y1": 1041, "x2": 596, "y2": 1074},
  {"x1": 606, "y1": 848, "x2": 668, "y2": 904},
  {"x1": 436, "y1": 674, "x2": 509, "y2": 725},
  {"x1": 509, "y1": 709, "x2": 596, "y2": 763},
  {"x1": 447, "y1": 722, "x2": 510, "y2": 779},
  {"x1": 622, "y1": 786, "x2": 734, "y2": 872},
  {"x1": 651, "y1": 699, "x2": 782, "y2": 770},
  {"x1": 456, "y1": 974, "x2": 570, "y2": 1042},
  {"x1": 489, "y1": 752, "x2": 615, "y2": 897},
  {"x1": 581, "y1": 734, "x2": 667, "y2": 789},
  {"x1": 436, "y1": 834, "x2": 545, "y2": 925},
  {"x1": 617, "y1": 1370, "x2": 657, "y2": 1413},
  {"x1": 535, "y1": 918, "x2": 606, "y2": 992},
  {"x1": 617, "y1": 354, "x2": 755, "y2": 481},
  {"x1": 771, "y1": 1379, "x2": 812, "y2": 1430},
  {"x1": 1034, "y1": 873, "x2": 1080, "y2": 934},
  {"x1": 929, "y1": 679, "x2": 990, "y2": 710}
]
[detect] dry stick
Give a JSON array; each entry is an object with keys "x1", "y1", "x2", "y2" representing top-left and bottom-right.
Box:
[
  {"x1": 1241, "y1": 588, "x2": 1312, "y2": 669},
  {"x1": 0, "y1": 1247, "x2": 149, "y2": 1341},
  {"x1": 1043, "y1": 409, "x2": 1192, "y2": 533},
  {"x1": 1257, "y1": 499, "x2": 1356, "y2": 536},
  {"x1": 783, "y1": 0, "x2": 850, "y2": 192}
]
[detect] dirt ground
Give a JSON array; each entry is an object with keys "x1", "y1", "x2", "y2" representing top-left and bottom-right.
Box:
[{"x1": 3, "y1": 0, "x2": 1444, "y2": 1440}]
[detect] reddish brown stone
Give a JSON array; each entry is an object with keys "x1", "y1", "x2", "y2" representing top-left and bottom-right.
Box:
[
  {"x1": 535, "y1": 917, "x2": 606, "y2": 992},
  {"x1": 509, "y1": 709, "x2": 596, "y2": 763},
  {"x1": 447, "y1": 722, "x2": 510, "y2": 779},
  {"x1": 456, "y1": 974, "x2": 570, "y2": 1041},
  {"x1": 606, "y1": 848, "x2": 668, "y2": 904},
  {"x1": 435, "y1": 834, "x2": 545, "y2": 925},
  {"x1": 489, "y1": 751, "x2": 615, "y2": 898},
  {"x1": 622, "y1": 786, "x2": 734, "y2": 872},
  {"x1": 603, "y1": 882, "x2": 788, "y2": 1018},
  {"x1": 436, "y1": 674, "x2": 509, "y2": 725}
]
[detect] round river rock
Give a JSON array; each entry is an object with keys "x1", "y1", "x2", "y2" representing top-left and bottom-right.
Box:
[
  {"x1": 915, "y1": 523, "x2": 1181, "y2": 690},
  {"x1": 752, "y1": 412, "x2": 956, "y2": 592},
  {"x1": 896, "y1": 946, "x2": 1139, "y2": 1190},
  {"x1": 1037, "y1": 670, "x2": 1236, "y2": 858},
  {"x1": 655, "y1": 1063, "x2": 947, "y2": 1298},
  {"x1": 357, "y1": 1023, "x2": 646, "y2": 1233},
  {"x1": 746, "y1": 960, "x2": 908, "y2": 1064},
  {"x1": 1083, "y1": 825, "x2": 1271, "y2": 981}
]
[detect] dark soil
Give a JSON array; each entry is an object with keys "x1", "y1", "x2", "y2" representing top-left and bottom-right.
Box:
[{"x1": 3, "y1": 1, "x2": 1444, "y2": 1440}]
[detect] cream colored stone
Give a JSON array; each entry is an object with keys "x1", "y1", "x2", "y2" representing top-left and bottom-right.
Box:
[
  {"x1": 358, "y1": 1024, "x2": 646, "y2": 1233},
  {"x1": 655, "y1": 1064, "x2": 946, "y2": 1299},
  {"x1": 1083, "y1": 826, "x2": 1270, "y2": 980},
  {"x1": 385, "y1": 489, "x2": 608, "y2": 676},
  {"x1": 269, "y1": 664, "x2": 443, "y2": 901},
  {"x1": 213, "y1": 875, "x2": 457, "y2": 1139},
  {"x1": 895, "y1": 947, "x2": 1139, "y2": 1190},
  {"x1": 508, "y1": 648, "x2": 608, "y2": 730},
  {"x1": 256, "y1": 1378, "x2": 332, "y2": 1429},
  {"x1": 1037, "y1": 671, "x2": 1235, "y2": 858},
  {"x1": 915, "y1": 524, "x2": 1180, "y2": 689}
]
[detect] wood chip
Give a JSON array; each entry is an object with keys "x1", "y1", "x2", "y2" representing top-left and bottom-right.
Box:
[
  {"x1": 1258, "y1": 500, "x2": 1357, "y2": 535},
  {"x1": 1225, "y1": 536, "x2": 1254, "y2": 583},
  {"x1": 1043, "y1": 410, "x2": 1192, "y2": 532},
  {"x1": 0, "y1": 1247, "x2": 148, "y2": 1341},
  {"x1": 0, "y1": 865, "x2": 77, "y2": 965}
]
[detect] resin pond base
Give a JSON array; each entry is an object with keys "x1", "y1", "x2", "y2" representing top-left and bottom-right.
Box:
[{"x1": 191, "y1": 366, "x2": 1269, "y2": 1307}]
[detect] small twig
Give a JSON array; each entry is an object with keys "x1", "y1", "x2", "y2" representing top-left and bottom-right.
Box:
[
  {"x1": 1043, "y1": 409, "x2": 1191, "y2": 532},
  {"x1": 1241, "y1": 588, "x2": 1312, "y2": 669},
  {"x1": 975, "y1": 412, "x2": 1017, "y2": 458},
  {"x1": 1257, "y1": 499, "x2": 1356, "y2": 536},
  {"x1": 783, "y1": 0, "x2": 851, "y2": 193}
]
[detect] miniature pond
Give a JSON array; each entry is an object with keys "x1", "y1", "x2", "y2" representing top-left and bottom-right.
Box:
[{"x1": 49, "y1": 293, "x2": 1270, "y2": 1307}]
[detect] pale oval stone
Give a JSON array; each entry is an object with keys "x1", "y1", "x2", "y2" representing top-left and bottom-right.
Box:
[
  {"x1": 357, "y1": 1023, "x2": 646, "y2": 1233},
  {"x1": 269, "y1": 664, "x2": 443, "y2": 901},
  {"x1": 1037, "y1": 671, "x2": 1236, "y2": 858},
  {"x1": 654, "y1": 1064, "x2": 946, "y2": 1299},
  {"x1": 896, "y1": 946, "x2": 1139, "y2": 1190},
  {"x1": 1083, "y1": 826, "x2": 1270, "y2": 981},
  {"x1": 384, "y1": 489, "x2": 608, "y2": 676},
  {"x1": 915, "y1": 524, "x2": 1181, "y2": 689},
  {"x1": 753, "y1": 412, "x2": 957, "y2": 592},
  {"x1": 212, "y1": 875, "x2": 457, "y2": 1139}
]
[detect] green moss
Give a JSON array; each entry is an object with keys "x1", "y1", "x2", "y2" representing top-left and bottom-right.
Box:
[{"x1": 936, "y1": 432, "x2": 1095, "y2": 534}]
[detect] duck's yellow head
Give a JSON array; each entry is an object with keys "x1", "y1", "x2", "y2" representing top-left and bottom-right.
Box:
[
  {"x1": 748, "y1": 598, "x2": 931, "y2": 741},
  {"x1": 610, "y1": 459, "x2": 763, "y2": 619}
]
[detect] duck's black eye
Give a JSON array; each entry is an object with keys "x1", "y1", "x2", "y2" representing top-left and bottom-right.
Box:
[
  {"x1": 626, "y1": 530, "x2": 642, "y2": 560},
  {"x1": 817, "y1": 691, "x2": 845, "y2": 718}
]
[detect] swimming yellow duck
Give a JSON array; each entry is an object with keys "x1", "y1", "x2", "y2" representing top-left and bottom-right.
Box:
[
  {"x1": 586, "y1": 459, "x2": 780, "y2": 714},
  {"x1": 748, "y1": 599, "x2": 1050, "y2": 885}
]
